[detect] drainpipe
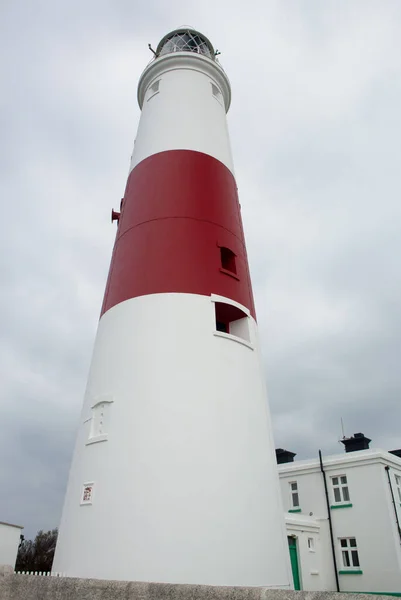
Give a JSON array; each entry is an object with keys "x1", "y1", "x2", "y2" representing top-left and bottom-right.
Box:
[
  {"x1": 319, "y1": 450, "x2": 340, "y2": 592},
  {"x1": 384, "y1": 466, "x2": 401, "y2": 543}
]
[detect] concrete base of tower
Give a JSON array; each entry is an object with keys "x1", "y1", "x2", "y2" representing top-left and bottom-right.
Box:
[{"x1": 53, "y1": 292, "x2": 292, "y2": 587}]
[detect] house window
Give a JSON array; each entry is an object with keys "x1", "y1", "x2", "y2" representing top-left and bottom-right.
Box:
[
  {"x1": 332, "y1": 475, "x2": 350, "y2": 503},
  {"x1": 214, "y1": 301, "x2": 250, "y2": 343},
  {"x1": 81, "y1": 483, "x2": 94, "y2": 505},
  {"x1": 290, "y1": 481, "x2": 299, "y2": 508},
  {"x1": 220, "y1": 247, "x2": 237, "y2": 275},
  {"x1": 395, "y1": 474, "x2": 401, "y2": 503},
  {"x1": 308, "y1": 537, "x2": 315, "y2": 551},
  {"x1": 340, "y1": 538, "x2": 360, "y2": 569}
]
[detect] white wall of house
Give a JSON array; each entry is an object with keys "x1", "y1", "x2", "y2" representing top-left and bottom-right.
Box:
[
  {"x1": 0, "y1": 521, "x2": 23, "y2": 568},
  {"x1": 285, "y1": 514, "x2": 336, "y2": 591},
  {"x1": 279, "y1": 449, "x2": 401, "y2": 594}
]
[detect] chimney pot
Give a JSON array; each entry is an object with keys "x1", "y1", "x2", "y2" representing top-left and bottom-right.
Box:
[
  {"x1": 275, "y1": 448, "x2": 296, "y2": 464},
  {"x1": 341, "y1": 432, "x2": 371, "y2": 453}
]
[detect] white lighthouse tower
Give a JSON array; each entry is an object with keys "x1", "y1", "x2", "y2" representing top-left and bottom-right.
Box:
[{"x1": 53, "y1": 28, "x2": 291, "y2": 588}]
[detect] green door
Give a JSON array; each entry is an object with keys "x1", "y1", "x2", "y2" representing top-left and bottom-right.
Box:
[{"x1": 288, "y1": 536, "x2": 301, "y2": 590}]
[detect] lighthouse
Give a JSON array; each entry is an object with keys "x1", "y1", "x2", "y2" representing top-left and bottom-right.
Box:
[{"x1": 53, "y1": 28, "x2": 291, "y2": 587}]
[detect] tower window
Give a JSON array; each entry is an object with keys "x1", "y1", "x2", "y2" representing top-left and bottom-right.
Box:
[
  {"x1": 86, "y1": 398, "x2": 113, "y2": 445},
  {"x1": 214, "y1": 301, "x2": 250, "y2": 342},
  {"x1": 150, "y1": 80, "x2": 159, "y2": 93},
  {"x1": 220, "y1": 247, "x2": 237, "y2": 275},
  {"x1": 147, "y1": 80, "x2": 160, "y2": 101},
  {"x1": 211, "y1": 82, "x2": 223, "y2": 106},
  {"x1": 211, "y1": 83, "x2": 222, "y2": 98}
]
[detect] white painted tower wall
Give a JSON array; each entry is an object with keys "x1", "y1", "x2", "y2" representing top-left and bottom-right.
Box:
[{"x1": 53, "y1": 47, "x2": 292, "y2": 588}]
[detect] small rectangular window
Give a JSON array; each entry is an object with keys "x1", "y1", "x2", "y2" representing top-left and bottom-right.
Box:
[
  {"x1": 151, "y1": 80, "x2": 159, "y2": 93},
  {"x1": 147, "y1": 80, "x2": 160, "y2": 101},
  {"x1": 211, "y1": 83, "x2": 221, "y2": 97},
  {"x1": 332, "y1": 474, "x2": 350, "y2": 503},
  {"x1": 308, "y1": 537, "x2": 315, "y2": 551},
  {"x1": 290, "y1": 481, "x2": 299, "y2": 508},
  {"x1": 214, "y1": 301, "x2": 250, "y2": 343},
  {"x1": 211, "y1": 82, "x2": 222, "y2": 104},
  {"x1": 220, "y1": 247, "x2": 237, "y2": 275},
  {"x1": 339, "y1": 538, "x2": 360, "y2": 569}
]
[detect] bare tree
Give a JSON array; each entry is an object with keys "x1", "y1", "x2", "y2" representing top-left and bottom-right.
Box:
[{"x1": 16, "y1": 529, "x2": 58, "y2": 573}]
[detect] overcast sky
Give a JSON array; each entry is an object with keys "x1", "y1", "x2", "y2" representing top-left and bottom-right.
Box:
[{"x1": 1, "y1": 0, "x2": 401, "y2": 539}]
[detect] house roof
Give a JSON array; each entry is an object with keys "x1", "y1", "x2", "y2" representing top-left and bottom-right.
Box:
[
  {"x1": 0, "y1": 520, "x2": 24, "y2": 529},
  {"x1": 278, "y1": 447, "x2": 401, "y2": 476}
]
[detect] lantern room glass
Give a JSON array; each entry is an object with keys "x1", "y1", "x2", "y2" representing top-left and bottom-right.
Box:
[{"x1": 157, "y1": 30, "x2": 214, "y2": 60}]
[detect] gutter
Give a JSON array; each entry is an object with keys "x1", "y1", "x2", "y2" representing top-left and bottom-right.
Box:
[{"x1": 319, "y1": 450, "x2": 340, "y2": 592}]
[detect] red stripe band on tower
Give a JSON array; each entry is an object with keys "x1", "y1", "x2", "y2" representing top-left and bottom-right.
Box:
[{"x1": 101, "y1": 150, "x2": 256, "y2": 319}]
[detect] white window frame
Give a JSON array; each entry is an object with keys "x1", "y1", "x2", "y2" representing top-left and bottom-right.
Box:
[
  {"x1": 211, "y1": 294, "x2": 254, "y2": 350},
  {"x1": 394, "y1": 474, "x2": 401, "y2": 503},
  {"x1": 331, "y1": 474, "x2": 350, "y2": 504},
  {"x1": 289, "y1": 481, "x2": 300, "y2": 508},
  {"x1": 307, "y1": 537, "x2": 315, "y2": 552},
  {"x1": 339, "y1": 537, "x2": 360, "y2": 570}
]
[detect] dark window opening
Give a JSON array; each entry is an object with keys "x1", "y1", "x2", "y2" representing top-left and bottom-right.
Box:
[
  {"x1": 216, "y1": 321, "x2": 228, "y2": 333},
  {"x1": 214, "y1": 301, "x2": 250, "y2": 342},
  {"x1": 220, "y1": 247, "x2": 237, "y2": 274},
  {"x1": 340, "y1": 538, "x2": 360, "y2": 569}
]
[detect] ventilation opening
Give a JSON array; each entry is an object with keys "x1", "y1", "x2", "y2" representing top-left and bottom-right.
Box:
[
  {"x1": 150, "y1": 80, "x2": 160, "y2": 94},
  {"x1": 220, "y1": 247, "x2": 237, "y2": 274},
  {"x1": 147, "y1": 80, "x2": 160, "y2": 101},
  {"x1": 214, "y1": 301, "x2": 250, "y2": 342},
  {"x1": 211, "y1": 82, "x2": 223, "y2": 106},
  {"x1": 211, "y1": 83, "x2": 221, "y2": 97}
]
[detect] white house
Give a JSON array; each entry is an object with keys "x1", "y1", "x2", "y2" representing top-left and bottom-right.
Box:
[
  {"x1": 278, "y1": 434, "x2": 401, "y2": 595},
  {"x1": 0, "y1": 521, "x2": 23, "y2": 568}
]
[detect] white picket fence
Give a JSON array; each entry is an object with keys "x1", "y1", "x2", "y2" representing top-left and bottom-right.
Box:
[{"x1": 14, "y1": 571, "x2": 65, "y2": 577}]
